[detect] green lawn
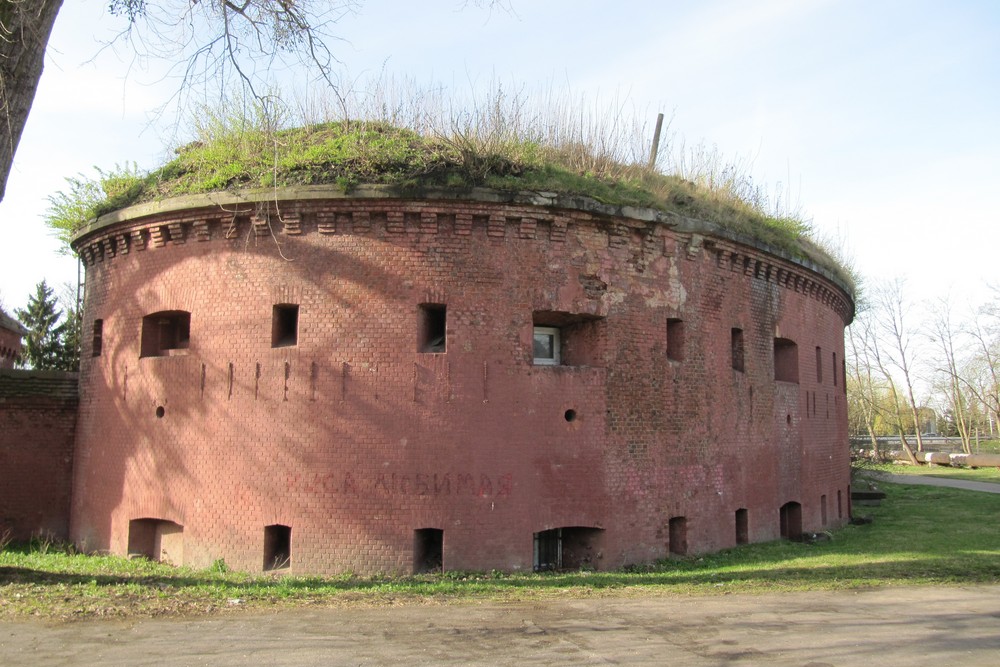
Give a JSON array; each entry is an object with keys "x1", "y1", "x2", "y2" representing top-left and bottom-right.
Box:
[{"x1": 2, "y1": 482, "x2": 999, "y2": 620}]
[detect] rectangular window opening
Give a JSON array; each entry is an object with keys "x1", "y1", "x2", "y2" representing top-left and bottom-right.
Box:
[
  {"x1": 668, "y1": 516, "x2": 688, "y2": 555},
  {"x1": 263, "y1": 524, "x2": 291, "y2": 571},
  {"x1": 140, "y1": 311, "x2": 191, "y2": 358},
  {"x1": 532, "y1": 311, "x2": 603, "y2": 367},
  {"x1": 815, "y1": 346, "x2": 823, "y2": 383},
  {"x1": 774, "y1": 338, "x2": 799, "y2": 383},
  {"x1": 832, "y1": 351, "x2": 838, "y2": 386},
  {"x1": 92, "y1": 319, "x2": 104, "y2": 357},
  {"x1": 666, "y1": 318, "x2": 684, "y2": 362},
  {"x1": 821, "y1": 494, "x2": 828, "y2": 525},
  {"x1": 731, "y1": 328, "x2": 745, "y2": 372},
  {"x1": 533, "y1": 528, "x2": 562, "y2": 571},
  {"x1": 271, "y1": 304, "x2": 299, "y2": 348},
  {"x1": 735, "y1": 508, "x2": 749, "y2": 545},
  {"x1": 418, "y1": 303, "x2": 447, "y2": 353},
  {"x1": 533, "y1": 526, "x2": 603, "y2": 571},
  {"x1": 413, "y1": 528, "x2": 444, "y2": 574},
  {"x1": 837, "y1": 490, "x2": 843, "y2": 519},
  {"x1": 532, "y1": 326, "x2": 561, "y2": 365}
]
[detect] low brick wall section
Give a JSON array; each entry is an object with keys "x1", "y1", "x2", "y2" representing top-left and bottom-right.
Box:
[{"x1": 0, "y1": 370, "x2": 78, "y2": 541}]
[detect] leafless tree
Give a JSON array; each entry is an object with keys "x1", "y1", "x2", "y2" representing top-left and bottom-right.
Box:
[
  {"x1": 0, "y1": 0, "x2": 509, "y2": 203},
  {"x1": 927, "y1": 297, "x2": 973, "y2": 453},
  {"x1": 963, "y1": 298, "x2": 1000, "y2": 438},
  {"x1": 868, "y1": 279, "x2": 925, "y2": 462},
  {"x1": 846, "y1": 304, "x2": 887, "y2": 456}
]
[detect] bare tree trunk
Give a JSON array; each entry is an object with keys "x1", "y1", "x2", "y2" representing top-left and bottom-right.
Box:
[
  {"x1": 967, "y1": 312, "x2": 1000, "y2": 435},
  {"x1": 847, "y1": 315, "x2": 883, "y2": 457},
  {"x1": 929, "y1": 299, "x2": 973, "y2": 454},
  {"x1": 0, "y1": 0, "x2": 63, "y2": 202},
  {"x1": 869, "y1": 321, "x2": 919, "y2": 465},
  {"x1": 875, "y1": 279, "x2": 925, "y2": 455}
]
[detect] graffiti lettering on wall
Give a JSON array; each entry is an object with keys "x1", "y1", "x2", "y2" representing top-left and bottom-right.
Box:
[{"x1": 287, "y1": 472, "x2": 513, "y2": 498}]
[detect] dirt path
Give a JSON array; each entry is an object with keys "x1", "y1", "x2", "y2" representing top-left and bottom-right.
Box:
[{"x1": 3, "y1": 586, "x2": 999, "y2": 666}]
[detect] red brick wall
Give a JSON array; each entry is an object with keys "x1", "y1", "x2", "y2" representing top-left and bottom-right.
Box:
[
  {"x1": 0, "y1": 325, "x2": 22, "y2": 369},
  {"x1": 70, "y1": 192, "x2": 853, "y2": 574},
  {"x1": 0, "y1": 370, "x2": 78, "y2": 541}
]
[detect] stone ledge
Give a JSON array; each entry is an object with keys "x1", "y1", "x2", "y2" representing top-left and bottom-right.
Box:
[
  {"x1": 0, "y1": 370, "x2": 79, "y2": 400},
  {"x1": 69, "y1": 185, "x2": 854, "y2": 307}
]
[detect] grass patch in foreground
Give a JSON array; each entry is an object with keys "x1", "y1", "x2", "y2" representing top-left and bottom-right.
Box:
[{"x1": 2, "y1": 483, "x2": 998, "y2": 620}]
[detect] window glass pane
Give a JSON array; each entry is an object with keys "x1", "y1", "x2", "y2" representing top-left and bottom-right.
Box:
[{"x1": 533, "y1": 332, "x2": 554, "y2": 359}]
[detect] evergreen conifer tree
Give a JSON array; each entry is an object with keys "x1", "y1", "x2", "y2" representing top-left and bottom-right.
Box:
[{"x1": 15, "y1": 280, "x2": 68, "y2": 370}]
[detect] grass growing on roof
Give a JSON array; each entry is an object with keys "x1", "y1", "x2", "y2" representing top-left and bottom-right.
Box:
[
  {"x1": 2, "y1": 482, "x2": 998, "y2": 619},
  {"x1": 45, "y1": 88, "x2": 853, "y2": 290}
]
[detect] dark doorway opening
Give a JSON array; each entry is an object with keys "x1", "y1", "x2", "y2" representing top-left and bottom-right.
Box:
[
  {"x1": 668, "y1": 516, "x2": 688, "y2": 555},
  {"x1": 779, "y1": 502, "x2": 803, "y2": 541},
  {"x1": 264, "y1": 524, "x2": 291, "y2": 571},
  {"x1": 413, "y1": 528, "x2": 444, "y2": 573},
  {"x1": 735, "y1": 508, "x2": 749, "y2": 545},
  {"x1": 127, "y1": 518, "x2": 184, "y2": 565}
]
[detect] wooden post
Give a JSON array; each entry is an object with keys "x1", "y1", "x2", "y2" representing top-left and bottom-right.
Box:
[{"x1": 647, "y1": 112, "x2": 665, "y2": 171}]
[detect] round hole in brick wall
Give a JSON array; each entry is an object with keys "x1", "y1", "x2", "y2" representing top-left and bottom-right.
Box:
[
  {"x1": 156, "y1": 406, "x2": 165, "y2": 419},
  {"x1": 564, "y1": 409, "x2": 577, "y2": 423}
]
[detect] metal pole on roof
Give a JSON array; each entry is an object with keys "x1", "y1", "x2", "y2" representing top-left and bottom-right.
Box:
[{"x1": 647, "y1": 113, "x2": 665, "y2": 171}]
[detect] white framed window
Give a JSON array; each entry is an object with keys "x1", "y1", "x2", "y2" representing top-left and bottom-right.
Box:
[{"x1": 533, "y1": 326, "x2": 560, "y2": 365}]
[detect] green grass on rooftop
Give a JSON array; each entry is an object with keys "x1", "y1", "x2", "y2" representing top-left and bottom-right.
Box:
[{"x1": 45, "y1": 94, "x2": 855, "y2": 290}]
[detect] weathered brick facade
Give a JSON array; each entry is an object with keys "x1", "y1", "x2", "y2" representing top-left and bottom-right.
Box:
[
  {"x1": 0, "y1": 370, "x2": 78, "y2": 541},
  {"x1": 68, "y1": 186, "x2": 854, "y2": 574},
  {"x1": 0, "y1": 311, "x2": 26, "y2": 369}
]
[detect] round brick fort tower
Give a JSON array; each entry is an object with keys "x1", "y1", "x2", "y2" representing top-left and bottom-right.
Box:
[{"x1": 70, "y1": 185, "x2": 854, "y2": 574}]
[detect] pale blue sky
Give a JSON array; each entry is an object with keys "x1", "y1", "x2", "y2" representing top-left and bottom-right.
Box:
[{"x1": 2, "y1": 0, "x2": 997, "y2": 314}]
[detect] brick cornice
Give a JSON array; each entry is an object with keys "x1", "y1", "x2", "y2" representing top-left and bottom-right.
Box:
[{"x1": 70, "y1": 186, "x2": 855, "y2": 324}]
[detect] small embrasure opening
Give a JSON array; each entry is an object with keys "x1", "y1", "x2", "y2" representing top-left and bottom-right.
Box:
[
  {"x1": 413, "y1": 528, "x2": 444, "y2": 574},
  {"x1": 668, "y1": 516, "x2": 688, "y2": 555},
  {"x1": 92, "y1": 319, "x2": 103, "y2": 357},
  {"x1": 666, "y1": 318, "x2": 684, "y2": 362},
  {"x1": 774, "y1": 337, "x2": 799, "y2": 383},
  {"x1": 731, "y1": 328, "x2": 744, "y2": 372},
  {"x1": 418, "y1": 304, "x2": 447, "y2": 353},
  {"x1": 735, "y1": 508, "x2": 749, "y2": 545},
  {"x1": 272, "y1": 304, "x2": 299, "y2": 347},
  {"x1": 140, "y1": 311, "x2": 190, "y2": 358},
  {"x1": 263, "y1": 524, "x2": 291, "y2": 571}
]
